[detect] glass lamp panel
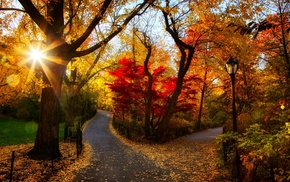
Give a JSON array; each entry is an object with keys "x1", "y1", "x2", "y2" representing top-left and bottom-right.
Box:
[
  {"x1": 225, "y1": 58, "x2": 238, "y2": 75},
  {"x1": 232, "y1": 64, "x2": 238, "y2": 74},
  {"x1": 225, "y1": 63, "x2": 233, "y2": 74}
]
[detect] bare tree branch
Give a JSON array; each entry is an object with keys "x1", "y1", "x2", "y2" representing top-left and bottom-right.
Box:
[
  {"x1": 0, "y1": 83, "x2": 8, "y2": 87},
  {"x1": 69, "y1": 0, "x2": 114, "y2": 50},
  {"x1": 18, "y1": 0, "x2": 61, "y2": 40},
  {"x1": 72, "y1": 1, "x2": 153, "y2": 57},
  {"x1": 0, "y1": 7, "x2": 25, "y2": 12}
]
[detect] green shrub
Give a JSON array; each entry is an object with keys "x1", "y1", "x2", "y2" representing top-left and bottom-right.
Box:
[{"x1": 217, "y1": 123, "x2": 290, "y2": 181}]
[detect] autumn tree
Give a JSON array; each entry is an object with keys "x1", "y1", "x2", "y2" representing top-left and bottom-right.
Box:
[
  {"x1": 109, "y1": 58, "x2": 197, "y2": 139},
  {"x1": 210, "y1": 1, "x2": 289, "y2": 180},
  {"x1": 226, "y1": 0, "x2": 290, "y2": 129},
  {"x1": 183, "y1": 16, "x2": 225, "y2": 130},
  {"x1": 134, "y1": 30, "x2": 154, "y2": 137},
  {"x1": 249, "y1": 1, "x2": 290, "y2": 131},
  {"x1": 1, "y1": 0, "x2": 153, "y2": 159},
  {"x1": 183, "y1": 0, "x2": 267, "y2": 133},
  {"x1": 120, "y1": 17, "x2": 175, "y2": 137},
  {"x1": 62, "y1": 44, "x2": 114, "y2": 135},
  {"x1": 257, "y1": 2, "x2": 290, "y2": 104},
  {"x1": 149, "y1": 0, "x2": 217, "y2": 139}
]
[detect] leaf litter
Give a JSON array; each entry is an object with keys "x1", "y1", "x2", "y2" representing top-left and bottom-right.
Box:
[
  {"x1": 110, "y1": 123, "x2": 220, "y2": 181},
  {"x1": 0, "y1": 142, "x2": 91, "y2": 182},
  {"x1": 0, "y1": 125, "x2": 220, "y2": 182}
]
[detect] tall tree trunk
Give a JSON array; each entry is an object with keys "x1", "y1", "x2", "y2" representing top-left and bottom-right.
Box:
[
  {"x1": 28, "y1": 62, "x2": 65, "y2": 159},
  {"x1": 143, "y1": 43, "x2": 152, "y2": 138},
  {"x1": 278, "y1": 3, "x2": 290, "y2": 102},
  {"x1": 156, "y1": 48, "x2": 194, "y2": 140},
  {"x1": 157, "y1": 81, "x2": 183, "y2": 132},
  {"x1": 196, "y1": 77, "x2": 206, "y2": 130},
  {"x1": 155, "y1": 7, "x2": 197, "y2": 141},
  {"x1": 26, "y1": 0, "x2": 66, "y2": 159}
]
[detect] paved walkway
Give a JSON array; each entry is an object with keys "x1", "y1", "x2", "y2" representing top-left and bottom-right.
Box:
[
  {"x1": 73, "y1": 110, "x2": 170, "y2": 182},
  {"x1": 73, "y1": 110, "x2": 222, "y2": 181},
  {"x1": 183, "y1": 127, "x2": 223, "y2": 142}
]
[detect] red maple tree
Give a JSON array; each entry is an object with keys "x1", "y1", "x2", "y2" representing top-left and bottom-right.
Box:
[{"x1": 108, "y1": 58, "x2": 198, "y2": 129}]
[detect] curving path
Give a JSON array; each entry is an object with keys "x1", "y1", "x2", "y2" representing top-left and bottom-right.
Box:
[
  {"x1": 73, "y1": 110, "x2": 170, "y2": 182},
  {"x1": 183, "y1": 127, "x2": 223, "y2": 142},
  {"x1": 73, "y1": 110, "x2": 223, "y2": 181}
]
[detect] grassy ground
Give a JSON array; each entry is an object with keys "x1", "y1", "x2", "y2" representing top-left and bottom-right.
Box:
[{"x1": 0, "y1": 117, "x2": 65, "y2": 146}]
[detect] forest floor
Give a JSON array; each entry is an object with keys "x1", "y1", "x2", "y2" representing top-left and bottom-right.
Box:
[
  {"x1": 0, "y1": 118, "x2": 222, "y2": 182},
  {"x1": 0, "y1": 130, "x2": 222, "y2": 182},
  {"x1": 0, "y1": 142, "x2": 92, "y2": 182}
]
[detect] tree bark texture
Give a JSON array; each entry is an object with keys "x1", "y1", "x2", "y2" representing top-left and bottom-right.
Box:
[
  {"x1": 143, "y1": 41, "x2": 153, "y2": 138},
  {"x1": 196, "y1": 80, "x2": 206, "y2": 130},
  {"x1": 28, "y1": 62, "x2": 65, "y2": 159}
]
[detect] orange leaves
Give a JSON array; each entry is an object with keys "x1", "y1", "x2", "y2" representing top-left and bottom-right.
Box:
[
  {"x1": 240, "y1": 152, "x2": 256, "y2": 175},
  {"x1": 184, "y1": 28, "x2": 203, "y2": 46}
]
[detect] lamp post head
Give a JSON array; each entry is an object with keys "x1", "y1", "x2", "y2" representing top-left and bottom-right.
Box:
[{"x1": 225, "y1": 57, "x2": 239, "y2": 75}]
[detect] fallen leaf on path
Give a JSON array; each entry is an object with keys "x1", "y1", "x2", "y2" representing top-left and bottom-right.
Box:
[{"x1": 110, "y1": 123, "x2": 220, "y2": 181}]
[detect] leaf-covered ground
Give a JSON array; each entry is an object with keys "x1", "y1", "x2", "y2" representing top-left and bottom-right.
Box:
[
  {"x1": 0, "y1": 142, "x2": 91, "y2": 182},
  {"x1": 110, "y1": 124, "x2": 220, "y2": 181},
  {"x1": 0, "y1": 128, "x2": 220, "y2": 182}
]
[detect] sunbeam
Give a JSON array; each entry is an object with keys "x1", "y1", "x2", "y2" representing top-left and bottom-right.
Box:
[{"x1": 28, "y1": 47, "x2": 46, "y2": 63}]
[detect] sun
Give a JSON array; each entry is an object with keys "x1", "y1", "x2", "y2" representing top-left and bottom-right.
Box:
[{"x1": 28, "y1": 47, "x2": 46, "y2": 63}]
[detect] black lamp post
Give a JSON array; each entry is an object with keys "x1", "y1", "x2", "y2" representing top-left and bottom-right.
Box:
[
  {"x1": 225, "y1": 57, "x2": 239, "y2": 132},
  {"x1": 225, "y1": 57, "x2": 240, "y2": 181}
]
